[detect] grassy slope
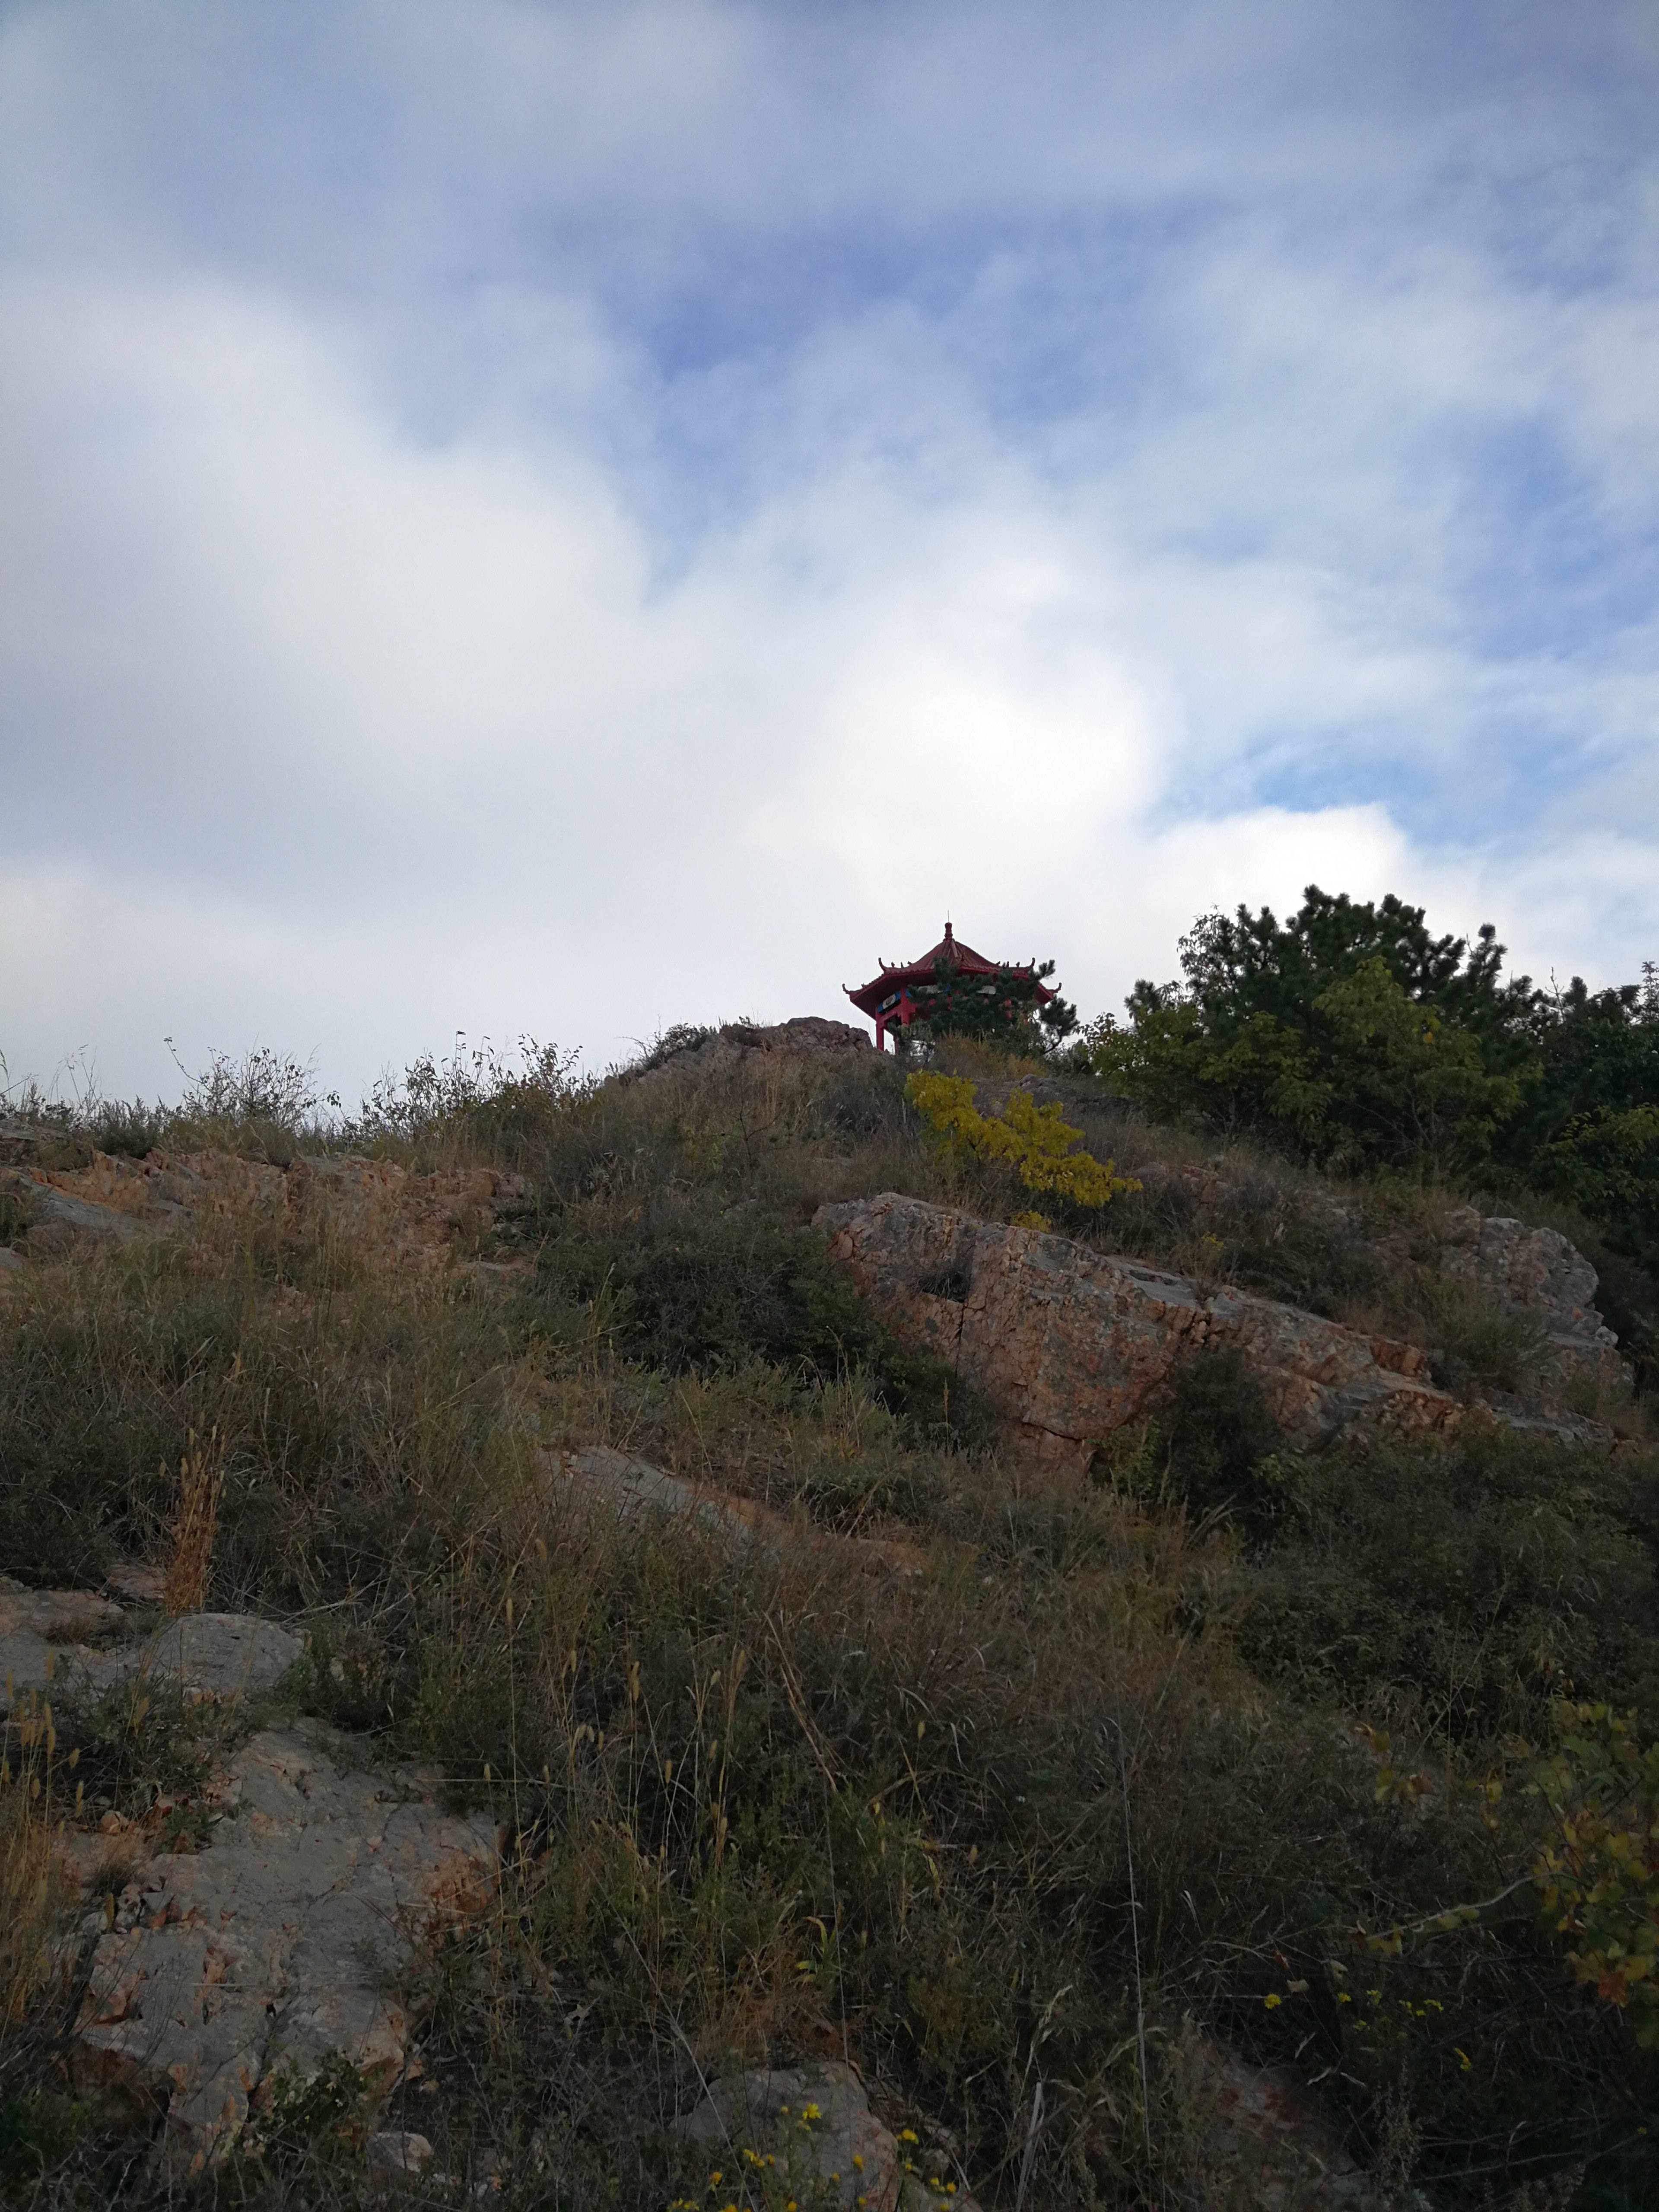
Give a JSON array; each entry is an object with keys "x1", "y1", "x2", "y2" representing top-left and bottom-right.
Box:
[{"x1": 1, "y1": 1036, "x2": 1656, "y2": 2209}]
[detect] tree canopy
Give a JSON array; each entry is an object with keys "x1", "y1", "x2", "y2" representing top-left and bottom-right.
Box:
[{"x1": 1089, "y1": 884, "x2": 1659, "y2": 1262}]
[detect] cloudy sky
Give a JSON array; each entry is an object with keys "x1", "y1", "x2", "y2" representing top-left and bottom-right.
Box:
[{"x1": 5, "y1": 2, "x2": 1659, "y2": 1102}]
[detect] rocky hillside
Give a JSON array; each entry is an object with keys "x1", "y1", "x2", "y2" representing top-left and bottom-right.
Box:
[{"x1": 1, "y1": 1023, "x2": 1655, "y2": 2209}]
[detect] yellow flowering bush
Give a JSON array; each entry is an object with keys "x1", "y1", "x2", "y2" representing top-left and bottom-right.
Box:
[{"x1": 904, "y1": 1073, "x2": 1138, "y2": 1213}]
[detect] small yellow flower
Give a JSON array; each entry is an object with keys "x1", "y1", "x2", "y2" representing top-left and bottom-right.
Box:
[
  {"x1": 852, "y1": 2156, "x2": 863, "y2": 2170},
  {"x1": 1337, "y1": 1992, "x2": 1351, "y2": 2004},
  {"x1": 899, "y1": 2131, "x2": 918, "y2": 2145},
  {"x1": 1263, "y1": 1992, "x2": 1282, "y2": 2009}
]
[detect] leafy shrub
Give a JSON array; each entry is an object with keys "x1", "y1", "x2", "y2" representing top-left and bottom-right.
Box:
[
  {"x1": 1157, "y1": 1350, "x2": 1285, "y2": 1530},
  {"x1": 170, "y1": 1042, "x2": 324, "y2": 1126},
  {"x1": 1531, "y1": 1703, "x2": 1659, "y2": 2046},
  {"x1": 81, "y1": 1100, "x2": 168, "y2": 1160},
  {"x1": 534, "y1": 1208, "x2": 982, "y2": 1443},
  {"x1": 1237, "y1": 1427, "x2": 1659, "y2": 1738}
]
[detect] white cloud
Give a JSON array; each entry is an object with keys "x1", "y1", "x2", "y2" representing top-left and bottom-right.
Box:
[{"x1": 4, "y1": 3, "x2": 1659, "y2": 1102}]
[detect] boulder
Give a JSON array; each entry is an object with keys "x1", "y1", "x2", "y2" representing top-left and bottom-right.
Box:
[
  {"x1": 1174, "y1": 2035, "x2": 1385, "y2": 2208},
  {"x1": 678, "y1": 2059, "x2": 977, "y2": 2212},
  {"x1": 70, "y1": 1726, "x2": 499, "y2": 2174},
  {"x1": 1442, "y1": 1207, "x2": 1629, "y2": 1398},
  {"x1": 1, "y1": 1597, "x2": 303, "y2": 1707},
  {"x1": 719, "y1": 1016, "x2": 872, "y2": 1055},
  {"x1": 119, "y1": 1614, "x2": 306, "y2": 1701},
  {"x1": 366, "y1": 2129, "x2": 436, "y2": 2189},
  {"x1": 817, "y1": 1194, "x2": 1481, "y2": 1464},
  {"x1": 0, "y1": 1115, "x2": 45, "y2": 1163},
  {"x1": 0, "y1": 1170, "x2": 150, "y2": 1258}
]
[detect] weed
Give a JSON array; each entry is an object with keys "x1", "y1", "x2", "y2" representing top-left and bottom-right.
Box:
[
  {"x1": 161, "y1": 1426, "x2": 225, "y2": 1616},
  {"x1": 0, "y1": 1692, "x2": 75, "y2": 2033}
]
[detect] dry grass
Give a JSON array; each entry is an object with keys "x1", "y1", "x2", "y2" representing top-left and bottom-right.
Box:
[
  {"x1": 161, "y1": 1429, "x2": 226, "y2": 1617},
  {"x1": 1, "y1": 1035, "x2": 1655, "y2": 2206},
  {"x1": 0, "y1": 1696, "x2": 65, "y2": 2035}
]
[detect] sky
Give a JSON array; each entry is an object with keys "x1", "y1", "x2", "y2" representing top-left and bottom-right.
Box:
[{"x1": 4, "y1": 0, "x2": 1659, "y2": 1104}]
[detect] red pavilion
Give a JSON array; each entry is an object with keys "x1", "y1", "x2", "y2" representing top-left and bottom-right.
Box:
[{"x1": 844, "y1": 923, "x2": 1055, "y2": 1052}]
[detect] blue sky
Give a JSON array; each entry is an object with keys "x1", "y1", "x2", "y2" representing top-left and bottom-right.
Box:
[{"x1": 4, "y1": 1, "x2": 1659, "y2": 1099}]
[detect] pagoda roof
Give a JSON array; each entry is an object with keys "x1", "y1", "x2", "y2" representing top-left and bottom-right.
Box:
[{"x1": 844, "y1": 922, "x2": 1053, "y2": 1016}]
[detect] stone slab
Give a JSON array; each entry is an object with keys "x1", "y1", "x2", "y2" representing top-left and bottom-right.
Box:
[{"x1": 71, "y1": 1726, "x2": 499, "y2": 2174}]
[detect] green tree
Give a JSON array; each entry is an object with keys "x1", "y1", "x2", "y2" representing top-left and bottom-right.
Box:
[
  {"x1": 905, "y1": 955, "x2": 1078, "y2": 1055},
  {"x1": 1089, "y1": 887, "x2": 1521, "y2": 1171},
  {"x1": 1492, "y1": 968, "x2": 1659, "y2": 1238}
]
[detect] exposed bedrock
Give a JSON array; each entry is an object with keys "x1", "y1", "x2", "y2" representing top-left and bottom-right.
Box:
[{"x1": 814, "y1": 1193, "x2": 1610, "y2": 1463}]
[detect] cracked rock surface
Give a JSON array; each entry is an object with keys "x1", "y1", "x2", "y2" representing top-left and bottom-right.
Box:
[
  {"x1": 70, "y1": 1725, "x2": 499, "y2": 2174},
  {"x1": 816, "y1": 1192, "x2": 1618, "y2": 1462}
]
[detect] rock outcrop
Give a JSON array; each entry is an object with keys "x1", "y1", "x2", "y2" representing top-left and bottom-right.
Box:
[
  {"x1": 626, "y1": 1016, "x2": 873, "y2": 1083},
  {"x1": 69, "y1": 1725, "x2": 499, "y2": 2175},
  {"x1": 677, "y1": 2059, "x2": 978, "y2": 2212},
  {"x1": 815, "y1": 1193, "x2": 1610, "y2": 1462},
  {"x1": 2, "y1": 1582, "x2": 497, "y2": 2171},
  {"x1": 544, "y1": 1445, "x2": 928, "y2": 1576},
  {"x1": 0, "y1": 1581, "x2": 303, "y2": 1707},
  {"x1": 0, "y1": 1582, "x2": 130, "y2": 1679},
  {"x1": 1441, "y1": 1205, "x2": 1627, "y2": 1396},
  {"x1": 1174, "y1": 2032, "x2": 1403, "y2": 2208},
  {"x1": 0, "y1": 1148, "x2": 532, "y2": 1271}
]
